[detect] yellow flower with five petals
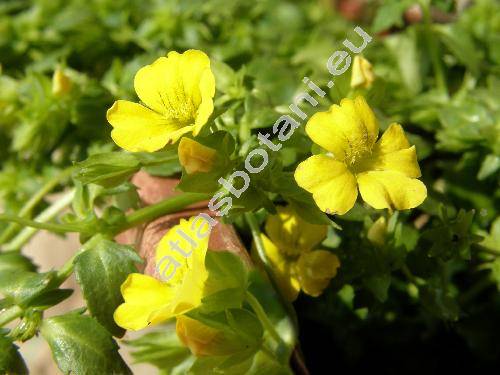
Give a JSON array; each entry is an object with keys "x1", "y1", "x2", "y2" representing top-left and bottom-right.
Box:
[
  {"x1": 114, "y1": 217, "x2": 210, "y2": 331},
  {"x1": 294, "y1": 96, "x2": 427, "y2": 215},
  {"x1": 107, "y1": 50, "x2": 215, "y2": 152},
  {"x1": 256, "y1": 206, "x2": 340, "y2": 301}
]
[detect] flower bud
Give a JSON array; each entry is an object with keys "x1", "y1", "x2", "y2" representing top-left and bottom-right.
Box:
[
  {"x1": 178, "y1": 138, "x2": 216, "y2": 174},
  {"x1": 176, "y1": 315, "x2": 245, "y2": 356},
  {"x1": 52, "y1": 67, "x2": 72, "y2": 96},
  {"x1": 350, "y1": 55, "x2": 374, "y2": 89},
  {"x1": 367, "y1": 216, "x2": 387, "y2": 247}
]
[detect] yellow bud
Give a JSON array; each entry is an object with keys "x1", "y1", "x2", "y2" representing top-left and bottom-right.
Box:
[
  {"x1": 178, "y1": 137, "x2": 216, "y2": 174},
  {"x1": 367, "y1": 216, "x2": 387, "y2": 247},
  {"x1": 52, "y1": 67, "x2": 72, "y2": 96},
  {"x1": 350, "y1": 55, "x2": 374, "y2": 89},
  {"x1": 176, "y1": 315, "x2": 245, "y2": 357}
]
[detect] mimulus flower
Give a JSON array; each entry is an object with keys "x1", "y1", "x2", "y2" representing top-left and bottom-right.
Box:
[
  {"x1": 294, "y1": 96, "x2": 426, "y2": 215},
  {"x1": 107, "y1": 50, "x2": 215, "y2": 152},
  {"x1": 350, "y1": 55, "x2": 374, "y2": 89},
  {"x1": 256, "y1": 206, "x2": 340, "y2": 301},
  {"x1": 114, "y1": 217, "x2": 210, "y2": 331},
  {"x1": 178, "y1": 137, "x2": 216, "y2": 174}
]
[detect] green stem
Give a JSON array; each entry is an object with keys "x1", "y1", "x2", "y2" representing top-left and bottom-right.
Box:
[
  {"x1": 245, "y1": 291, "x2": 284, "y2": 347},
  {"x1": 116, "y1": 192, "x2": 210, "y2": 234},
  {"x1": 244, "y1": 212, "x2": 299, "y2": 338},
  {"x1": 0, "y1": 214, "x2": 83, "y2": 234},
  {"x1": 419, "y1": 0, "x2": 447, "y2": 95},
  {"x1": 3, "y1": 189, "x2": 76, "y2": 251},
  {"x1": 0, "y1": 167, "x2": 74, "y2": 244},
  {"x1": 402, "y1": 264, "x2": 421, "y2": 286},
  {"x1": 0, "y1": 305, "x2": 23, "y2": 327},
  {"x1": 473, "y1": 244, "x2": 500, "y2": 257}
]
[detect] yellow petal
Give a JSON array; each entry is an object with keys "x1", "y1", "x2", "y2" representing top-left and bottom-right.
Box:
[
  {"x1": 259, "y1": 234, "x2": 300, "y2": 301},
  {"x1": 113, "y1": 273, "x2": 173, "y2": 331},
  {"x1": 134, "y1": 50, "x2": 215, "y2": 130},
  {"x1": 374, "y1": 123, "x2": 410, "y2": 154},
  {"x1": 107, "y1": 100, "x2": 190, "y2": 152},
  {"x1": 350, "y1": 55, "x2": 375, "y2": 89},
  {"x1": 305, "y1": 96, "x2": 378, "y2": 163},
  {"x1": 294, "y1": 155, "x2": 358, "y2": 215},
  {"x1": 354, "y1": 124, "x2": 421, "y2": 177},
  {"x1": 178, "y1": 137, "x2": 217, "y2": 174},
  {"x1": 152, "y1": 217, "x2": 211, "y2": 320},
  {"x1": 357, "y1": 170, "x2": 427, "y2": 210},
  {"x1": 295, "y1": 250, "x2": 340, "y2": 297},
  {"x1": 265, "y1": 206, "x2": 327, "y2": 255}
]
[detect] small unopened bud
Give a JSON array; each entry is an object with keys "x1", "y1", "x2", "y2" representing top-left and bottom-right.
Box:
[
  {"x1": 350, "y1": 55, "x2": 374, "y2": 89},
  {"x1": 178, "y1": 137, "x2": 216, "y2": 175},
  {"x1": 52, "y1": 67, "x2": 72, "y2": 96},
  {"x1": 176, "y1": 315, "x2": 245, "y2": 356},
  {"x1": 367, "y1": 216, "x2": 387, "y2": 247}
]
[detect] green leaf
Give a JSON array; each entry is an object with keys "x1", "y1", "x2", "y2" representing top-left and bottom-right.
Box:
[
  {"x1": 201, "y1": 251, "x2": 248, "y2": 311},
  {"x1": 385, "y1": 28, "x2": 422, "y2": 94},
  {"x1": 127, "y1": 328, "x2": 192, "y2": 373},
  {"x1": 73, "y1": 152, "x2": 140, "y2": 187},
  {"x1": 363, "y1": 274, "x2": 391, "y2": 302},
  {"x1": 74, "y1": 237, "x2": 141, "y2": 337},
  {"x1": 247, "y1": 270, "x2": 296, "y2": 352},
  {"x1": 477, "y1": 154, "x2": 500, "y2": 180},
  {"x1": 372, "y1": 0, "x2": 412, "y2": 33},
  {"x1": 420, "y1": 283, "x2": 460, "y2": 321},
  {"x1": 0, "y1": 270, "x2": 55, "y2": 307},
  {"x1": 40, "y1": 313, "x2": 131, "y2": 375},
  {"x1": 0, "y1": 335, "x2": 28, "y2": 375},
  {"x1": 0, "y1": 253, "x2": 36, "y2": 273},
  {"x1": 435, "y1": 24, "x2": 480, "y2": 74}
]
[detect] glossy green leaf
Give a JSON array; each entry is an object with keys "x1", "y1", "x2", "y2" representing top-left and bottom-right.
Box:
[
  {"x1": 40, "y1": 313, "x2": 131, "y2": 375},
  {"x1": 74, "y1": 237, "x2": 142, "y2": 336}
]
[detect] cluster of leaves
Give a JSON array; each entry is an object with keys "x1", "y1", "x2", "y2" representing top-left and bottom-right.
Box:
[{"x1": 0, "y1": 0, "x2": 499, "y2": 373}]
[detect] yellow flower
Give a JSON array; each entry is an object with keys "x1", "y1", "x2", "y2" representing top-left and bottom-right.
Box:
[
  {"x1": 256, "y1": 206, "x2": 340, "y2": 301},
  {"x1": 52, "y1": 67, "x2": 72, "y2": 96},
  {"x1": 178, "y1": 137, "x2": 216, "y2": 174},
  {"x1": 106, "y1": 50, "x2": 215, "y2": 152},
  {"x1": 176, "y1": 315, "x2": 246, "y2": 356},
  {"x1": 294, "y1": 96, "x2": 426, "y2": 215},
  {"x1": 350, "y1": 55, "x2": 374, "y2": 89},
  {"x1": 114, "y1": 217, "x2": 210, "y2": 331}
]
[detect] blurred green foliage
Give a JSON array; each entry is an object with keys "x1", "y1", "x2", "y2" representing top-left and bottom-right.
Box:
[{"x1": 0, "y1": 0, "x2": 499, "y2": 373}]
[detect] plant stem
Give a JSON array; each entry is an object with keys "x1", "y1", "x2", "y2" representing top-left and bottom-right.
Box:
[
  {"x1": 419, "y1": 0, "x2": 447, "y2": 95},
  {"x1": 0, "y1": 305, "x2": 23, "y2": 327},
  {"x1": 0, "y1": 214, "x2": 83, "y2": 234},
  {"x1": 244, "y1": 212, "x2": 299, "y2": 338},
  {"x1": 245, "y1": 291, "x2": 284, "y2": 347},
  {"x1": 54, "y1": 234, "x2": 105, "y2": 285},
  {"x1": 473, "y1": 244, "x2": 500, "y2": 257},
  {"x1": 2, "y1": 189, "x2": 77, "y2": 251},
  {"x1": 402, "y1": 264, "x2": 420, "y2": 286},
  {"x1": 0, "y1": 167, "x2": 74, "y2": 244},
  {"x1": 116, "y1": 192, "x2": 210, "y2": 233}
]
